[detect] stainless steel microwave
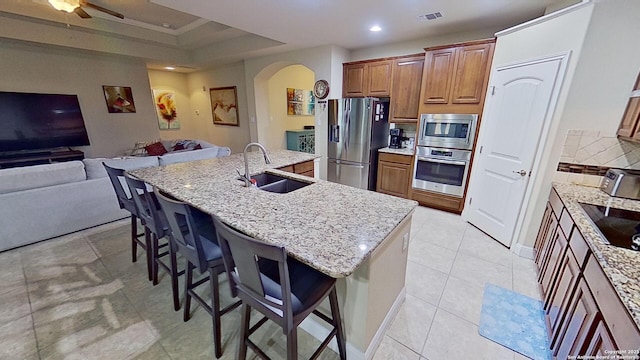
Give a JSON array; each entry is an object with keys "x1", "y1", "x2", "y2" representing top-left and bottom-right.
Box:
[{"x1": 417, "y1": 114, "x2": 478, "y2": 150}]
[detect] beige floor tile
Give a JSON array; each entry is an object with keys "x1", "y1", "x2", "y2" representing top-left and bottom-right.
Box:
[
  {"x1": 21, "y1": 233, "x2": 96, "y2": 268},
  {"x1": 129, "y1": 342, "x2": 172, "y2": 360},
  {"x1": 408, "y1": 241, "x2": 457, "y2": 274},
  {"x1": 405, "y1": 261, "x2": 448, "y2": 306},
  {"x1": 0, "y1": 283, "x2": 32, "y2": 324},
  {"x1": 422, "y1": 309, "x2": 514, "y2": 360},
  {"x1": 512, "y1": 252, "x2": 537, "y2": 272},
  {"x1": 372, "y1": 335, "x2": 420, "y2": 360},
  {"x1": 32, "y1": 289, "x2": 147, "y2": 351},
  {"x1": 386, "y1": 294, "x2": 437, "y2": 353},
  {"x1": 458, "y1": 225, "x2": 513, "y2": 267},
  {"x1": 86, "y1": 223, "x2": 135, "y2": 259},
  {"x1": 0, "y1": 314, "x2": 38, "y2": 360},
  {"x1": 449, "y1": 253, "x2": 512, "y2": 290},
  {"x1": 438, "y1": 276, "x2": 485, "y2": 325},
  {"x1": 0, "y1": 249, "x2": 26, "y2": 294},
  {"x1": 513, "y1": 268, "x2": 542, "y2": 300}
]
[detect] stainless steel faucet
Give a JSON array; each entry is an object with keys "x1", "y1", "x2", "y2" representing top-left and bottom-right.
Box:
[{"x1": 242, "y1": 142, "x2": 272, "y2": 187}]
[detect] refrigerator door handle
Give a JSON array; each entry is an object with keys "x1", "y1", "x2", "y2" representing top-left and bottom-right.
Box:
[{"x1": 329, "y1": 125, "x2": 340, "y2": 142}]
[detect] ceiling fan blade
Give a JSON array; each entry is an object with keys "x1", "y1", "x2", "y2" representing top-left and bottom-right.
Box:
[
  {"x1": 82, "y1": 1, "x2": 124, "y2": 19},
  {"x1": 74, "y1": 7, "x2": 92, "y2": 19}
]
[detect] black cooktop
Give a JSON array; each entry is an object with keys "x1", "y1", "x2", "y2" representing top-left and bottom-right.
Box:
[{"x1": 579, "y1": 203, "x2": 640, "y2": 252}]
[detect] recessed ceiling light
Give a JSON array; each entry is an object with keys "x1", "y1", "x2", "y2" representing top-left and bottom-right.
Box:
[
  {"x1": 369, "y1": 25, "x2": 382, "y2": 32},
  {"x1": 165, "y1": 66, "x2": 175, "y2": 70}
]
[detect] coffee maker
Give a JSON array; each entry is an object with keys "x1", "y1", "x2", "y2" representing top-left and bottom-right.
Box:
[{"x1": 389, "y1": 128, "x2": 403, "y2": 149}]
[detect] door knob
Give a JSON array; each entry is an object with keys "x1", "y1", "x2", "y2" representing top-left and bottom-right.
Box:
[{"x1": 513, "y1": 170, "x2": 527, "y2": 176}]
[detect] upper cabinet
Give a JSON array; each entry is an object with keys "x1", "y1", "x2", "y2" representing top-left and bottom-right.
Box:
[
  {"x1": 343, "y1": 60, "x2": 393, "y2": 97},
  {"x1": 616, "y1": 70, "x2": 640, "y2": 140},
  {"x1": 390, "y1": 55, "x2": 425, "y2": 123},
  {"x1": 420, "y1": 39, "x2": 495, "y2": 114}
]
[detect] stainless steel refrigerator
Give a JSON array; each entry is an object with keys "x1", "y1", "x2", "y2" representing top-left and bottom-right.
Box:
[{"x1": 327, "y1": 98, "x2": 390, "y2": 190}]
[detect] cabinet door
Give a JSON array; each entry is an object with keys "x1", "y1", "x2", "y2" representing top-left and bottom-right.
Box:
[
  {"x1": 422, "y1": 48, "x2": 456, "y2": 104},
  {"x1": 376, "y1": 160, "x2": 411, "y2": 198},
  {"x1": 554, "y1": 278, "x2": 600, "y2": 359},
  {"x1": 534, "y1": 202, "x2": 556, "y2": 266},
  {"x1": 617, "y1": 97, "x2": 640, "y2": 138},
  {"x1": 367, "y1": 60, "x2": 393, "y2": 97},
  {"x1": 539, "y1": 228, "x2": 567, "y2": 302},
  {"x1": 343, "y1": 64, "x2": 367, "y2": 97},
  {"x1": 583, "y1": 320, "x2": 617, "y2": 356},
  {"x1": 390, "y1": 56, "x2": 424, "y2": 122},
  {"x1": 451, "y1": 43, "x2": 493, "y2": 104},
  {"x1": 546, "y1": 247, "x2": 581, "y2": 340}
]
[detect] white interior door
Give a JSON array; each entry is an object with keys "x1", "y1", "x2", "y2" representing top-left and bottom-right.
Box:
[{"x1": 466, "y1": 57, "x2": 563, "y2": 247}]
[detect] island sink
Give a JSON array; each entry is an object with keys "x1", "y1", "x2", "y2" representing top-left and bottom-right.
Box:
[{"x1": 250, "y1": 173, "x2": 311, "y2": 193}]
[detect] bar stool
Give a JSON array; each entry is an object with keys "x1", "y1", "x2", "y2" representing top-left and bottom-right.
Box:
[
  {"x1": 212, "y1": 216, "x2": 347, "y2": 360},
  {"x1": 124, "y1": 174, "x2": 182, "y2": 311},
  {"x1": 103, "y1": 163, "x2": 151, "y2": 280},
  {"x1": 155, "y1": 191, "x2": 241, "y2": 358}
]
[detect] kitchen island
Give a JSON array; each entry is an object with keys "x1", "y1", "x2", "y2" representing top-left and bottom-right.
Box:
[{"x1": 130, "y1": 149, "x2": 418, "y2": 359}]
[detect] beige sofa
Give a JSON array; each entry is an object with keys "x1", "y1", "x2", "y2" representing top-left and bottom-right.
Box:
[{"x1": 0, "y1": 143, "x2": 231, "y2": 252}]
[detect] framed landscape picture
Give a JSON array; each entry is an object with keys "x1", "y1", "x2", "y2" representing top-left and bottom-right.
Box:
[{"x1": 210, "y1": 86, "x2": 239, "y2": 126}]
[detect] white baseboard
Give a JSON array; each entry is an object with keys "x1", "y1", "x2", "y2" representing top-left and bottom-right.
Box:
[
  {"x1": 511, "y1": 242, "x2": 535, "y2": 260},
  {"x1": 299, "y1": 287, "x2": 407, "y2": 360}
]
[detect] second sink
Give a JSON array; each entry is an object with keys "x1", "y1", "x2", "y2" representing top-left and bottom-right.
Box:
[{"x1": 250, "y1": 173, "x2": 310, "y2": 193}]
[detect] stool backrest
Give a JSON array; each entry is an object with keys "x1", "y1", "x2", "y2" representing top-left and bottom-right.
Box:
[
  {"x1": 213, "y1": 217, "x2": 294, "y2": 324},
  {"x1": 103, "y1": 163, "x2": 136, "y2": 214},
  {"x1": 155, "y1": 190, "x2": 215, "y2": 273},
  {"x1": 124, "y1": 174, "x2": 166, "y2": 237}
]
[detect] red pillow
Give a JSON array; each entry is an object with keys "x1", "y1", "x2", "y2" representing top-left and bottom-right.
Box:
[
  {"x1": 144, "y1": 141, "x2": 168, "y2": 156},
  {"x1": 194, "y1": 144, "x2": 202, "y2": 150},
  {"x1": 172, "y1": 143, "x2": 185, "y2": 151}
]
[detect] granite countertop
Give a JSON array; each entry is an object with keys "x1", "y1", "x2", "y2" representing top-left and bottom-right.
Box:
[
  {"x1": 379, "y1": 147, "x2": 415, "y2": 156},
  {"x1": 130, "y1": 149, "x2": 418, "y2": 278},
  {"x1": 552, "y1": 182, "x2": 640, "y2": 329}
]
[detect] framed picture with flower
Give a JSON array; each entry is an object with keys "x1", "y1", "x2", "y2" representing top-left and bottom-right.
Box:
[
  {"x1": 210, "y1": 86, "x2": 239, "y2": 126},
  {"x1": 152, "y1": 89, "x2": 180, "y2": 129}
]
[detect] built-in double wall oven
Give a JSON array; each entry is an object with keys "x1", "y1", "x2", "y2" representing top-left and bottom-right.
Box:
[{"x1": 413, "y1": 114, "x2": 478, "y2": 197}]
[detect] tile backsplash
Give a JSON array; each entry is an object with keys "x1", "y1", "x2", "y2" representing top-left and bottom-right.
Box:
[{"x1": 555, "y1": 130, "x2": 640, "y2": 187}]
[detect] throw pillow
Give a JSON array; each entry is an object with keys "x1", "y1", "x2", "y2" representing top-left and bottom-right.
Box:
[
  {"x1": 172, "y1": 143, "x2": 185, "y2": 151},
  {"x1": 145, "y1": 141, "x2": 168, "y2": 156},
  {"x1": 194, "y1": 144, "x2": 202, "y2": 150}
]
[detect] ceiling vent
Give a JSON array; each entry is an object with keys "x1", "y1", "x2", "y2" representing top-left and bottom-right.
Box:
[{"x1": 417, "y1": 12, "x2": 443, "y2": 21}]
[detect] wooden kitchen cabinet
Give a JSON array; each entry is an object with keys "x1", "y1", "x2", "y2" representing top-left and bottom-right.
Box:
[
  {"x1": 420, "y1": 39, "x2": 495, "y2": 114},
  {"x1": 343, "y1": 60, "x2": 393, "y2": 97},
  {"x1": 376, "y1": 152, "x2": 413, "y2": 199},
  {"x1": 617, "y1": 70, "x2": 640, "y2": 140},
  {"x1": 411, "y1": 188, "x2": 464, "y2": 214},
  {"x1": 535, "y1": 188, "x2": 640, "y2": 357},
  {"x1": 278, "y1": 160, "x2": 314, "y2": 177},
  {"x1": 390, "y1": 55, "x2": 425, "y2": 123}
]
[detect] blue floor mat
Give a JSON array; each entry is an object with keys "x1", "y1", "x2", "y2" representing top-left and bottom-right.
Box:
[{"x1": 479, "y1": 283, "x2": 551, "y2": 360}]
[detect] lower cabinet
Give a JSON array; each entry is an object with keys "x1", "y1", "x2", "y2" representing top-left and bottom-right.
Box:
[
  {"x1": 535, "y1": 188, "x2": 640, "y2": 357},
  {"x1": 278, "y1": 160, "x2": 314, "y2": 177},
  {"x1": 376, "y1": 152, "x2": 412, "y2": 199}
]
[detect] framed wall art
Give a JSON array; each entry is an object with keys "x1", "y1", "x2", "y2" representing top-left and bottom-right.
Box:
[
  {"x1": 152, "y1": 89, "x2": 180, "y2": 129},
  {"x1": 102, "y1": 85, "x2": 136, "y2": 113},
  {"x1": 210, "y1": 86, "x2": 239, "y2": 126},
  {"x1": 286, "y1": 88, "x2": 315, "y2": 116}
]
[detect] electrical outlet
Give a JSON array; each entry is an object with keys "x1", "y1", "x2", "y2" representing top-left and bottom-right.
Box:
[{"x1": 402, "y1": 233, "x2": 409, "y2": 251}]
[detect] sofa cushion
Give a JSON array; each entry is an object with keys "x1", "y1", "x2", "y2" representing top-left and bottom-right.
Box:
[
  {"x1": 0, "y1": 161, "x2": 86, "y2": 194},
  {"x1": 158, "y1": 146, "x2": 230, "y2": 166},
  {"x1": 83, "y1": 156, "x2": 160, "y2": 179}
]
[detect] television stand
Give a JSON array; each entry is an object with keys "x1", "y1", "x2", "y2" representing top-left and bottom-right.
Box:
[{"x1": 0, "y1": 150, "x2": 84, "y2": 169}]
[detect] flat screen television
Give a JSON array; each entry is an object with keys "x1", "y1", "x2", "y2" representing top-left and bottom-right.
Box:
[{"x1": 0, "y1": 91, "x2": 91, "y2": 153}]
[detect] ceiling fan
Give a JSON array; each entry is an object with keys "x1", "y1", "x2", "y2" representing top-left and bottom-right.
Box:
[{"x1": 47, "y1": 0, "x2": 124, "y2": 19}]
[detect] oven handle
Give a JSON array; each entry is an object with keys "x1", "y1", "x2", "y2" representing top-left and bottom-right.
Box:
[{"x1": 417, "y1": 156, "x2": 467, "y2": 167}]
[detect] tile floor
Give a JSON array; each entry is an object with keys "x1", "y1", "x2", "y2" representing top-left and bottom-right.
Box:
[{"x1": 0, "y1": 205, "x2": 542, "y2": 360}]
